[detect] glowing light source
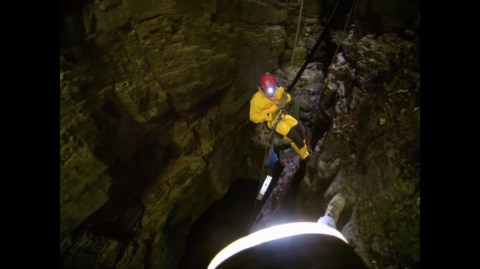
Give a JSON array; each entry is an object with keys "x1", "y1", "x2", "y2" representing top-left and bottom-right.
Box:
[
  {"x1": 207, "y1": 222, "x2": 349, "y2": 269},
  {"x1": 267, "y1": 87, "x2": 274, "y2": 95},
  {"x1": 256, "y1": 175, "x2": 272, "y2": 200}
]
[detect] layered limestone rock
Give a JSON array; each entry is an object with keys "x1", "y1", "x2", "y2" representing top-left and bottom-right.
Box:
[
  {"x1": 61, "y1": 0, "x2": 290, "y2": 268},
  {"x1": 61, "y1": 0, "x2": 420, "y2": 268}
]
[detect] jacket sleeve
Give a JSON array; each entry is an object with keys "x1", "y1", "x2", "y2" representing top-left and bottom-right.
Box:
[
  {"x1": 277, "y1": 87, "x2": 292, "y2": 104},
  {"x1": 285, "y1": 92, "x2": 292, "y2": 104},
  {"x1": 250, "y1": 97, "x2": 266, "y2": 123}
]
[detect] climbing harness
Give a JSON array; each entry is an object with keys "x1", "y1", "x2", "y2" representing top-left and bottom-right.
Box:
[{"x1": 270, "y1": 109, "x2": 284, "y2": 132}]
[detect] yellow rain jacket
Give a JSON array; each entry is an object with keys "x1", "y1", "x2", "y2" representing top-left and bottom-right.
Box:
[{"x1": 249, "y1": 86, "x2": 298, "y2": 136}]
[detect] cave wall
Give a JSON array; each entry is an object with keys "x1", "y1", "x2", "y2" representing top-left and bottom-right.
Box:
[
  {"x1": 61, "y1": 0, "x2": 420, "y2": 268},
  {"x1": 61, "y1": 1, "x2": 292, "y2": 268},
  {"x1": 299, "y1": 31, "x2": 420, "y2": 268}
]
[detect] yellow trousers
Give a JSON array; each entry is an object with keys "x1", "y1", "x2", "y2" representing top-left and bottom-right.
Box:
[
  {"x1": 267, "y1": 113, "x2": 309, "y2": 160},
  {"x1": 267, "y1": 114, "x2": 297, "y2": 136}
]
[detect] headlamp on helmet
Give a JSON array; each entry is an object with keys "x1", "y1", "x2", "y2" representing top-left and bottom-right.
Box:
[{"x1": 259, "y1": 73, "x2": 278, "y2": 97}]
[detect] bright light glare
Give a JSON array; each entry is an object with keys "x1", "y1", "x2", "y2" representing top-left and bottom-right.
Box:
[
  {"x1": 267, "y1": 87, "x2": 274, "y2": 95},
  {"x1": 207, "y1": 222, "x2": 349, "y2": 269},
  {"x1": 257, "y1": 175, "x2": 272, "y2": 200}
]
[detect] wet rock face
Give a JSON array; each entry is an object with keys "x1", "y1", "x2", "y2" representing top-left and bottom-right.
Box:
[
  {"x1": 300, "y1": 31, "x2": 420, "y2": 268},
  {"x1": 61, "y1": 0, "x2": 288, "y2": 268},
  {"x1": 61, "y1": 0, "x2": 420, "y2": 268}
]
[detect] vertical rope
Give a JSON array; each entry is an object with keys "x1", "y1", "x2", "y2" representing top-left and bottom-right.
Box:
[
  {"x1": 248, "y1": 143, "x2": 271, "y2": 228},
  {"x1": 290, "y1": 0, "x2": 304, "y2": 66},
  {"x1": 286, "y1": 0, "x2": 341, "y2": 92},
  {"x1": 328, "y1": 0, "x2": 356, "y2": 68}
]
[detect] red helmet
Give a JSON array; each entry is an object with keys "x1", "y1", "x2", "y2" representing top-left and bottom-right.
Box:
[{"x1": 259, "y1": 72, "x2": 277, "y2": 97}]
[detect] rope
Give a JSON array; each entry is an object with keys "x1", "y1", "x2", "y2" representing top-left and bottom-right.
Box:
[
  {"x1": 290, "y1": 0, "x2": 304, "y2": 67},
  {"x1": 286, "y1": 0, "x2": 341, "y2": 93},
  {"x1": 328, "y1": 0, "x2": 356, "y2": 68},
  {"x1": 248, "y1": 142, "x2": 272, "y2": 228},
  {"x1": 248, "y1": 111, "x2": 284, "y2": 228},
  {"x1": 249, "y1": 0, "x2": 354, "y2": 229}
]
